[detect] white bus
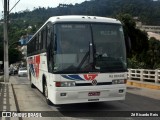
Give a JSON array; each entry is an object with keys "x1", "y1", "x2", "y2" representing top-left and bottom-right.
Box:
[{"x1": 27, "y1": 15, "x2": 128, "y2": 105}]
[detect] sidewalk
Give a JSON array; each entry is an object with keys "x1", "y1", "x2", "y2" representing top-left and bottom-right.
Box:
[
  {"x1": 0, "y1": 76, "x2": 18, "y2": 119},
  {"x1": 0, "y1": 76, "x2": 17, "y2": 111}
]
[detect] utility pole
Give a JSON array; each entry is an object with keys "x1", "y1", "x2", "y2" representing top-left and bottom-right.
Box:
[{"x1": 3, "y1": 0, "x2": 9, "y2": 82}]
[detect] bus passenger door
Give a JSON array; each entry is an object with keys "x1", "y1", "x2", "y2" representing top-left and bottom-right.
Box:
[{"x1": 46, "y1": 23, "x2": 54, "y2": 98}]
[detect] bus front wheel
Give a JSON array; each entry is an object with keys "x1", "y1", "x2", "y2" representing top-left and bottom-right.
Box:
[{"x1": 44, "y1": 82, "x2": 52, "y2": 105}]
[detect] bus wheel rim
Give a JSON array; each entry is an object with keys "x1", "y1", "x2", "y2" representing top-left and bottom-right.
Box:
[{"x1": 45, "y1": 84, "x2": 48, "y2": 99}]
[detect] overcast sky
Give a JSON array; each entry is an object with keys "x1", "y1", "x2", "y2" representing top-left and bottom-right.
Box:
[{"x1": 0, "y1": 0, "x2": 86, "y2": 18}]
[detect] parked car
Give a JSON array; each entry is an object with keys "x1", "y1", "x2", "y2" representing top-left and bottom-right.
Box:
[
  {"x1": 18, "y1": 67, "x2": 27, "y2": 77},
  {"x1": 9, "y1": 68, "x2": 16, "y2": 75}
]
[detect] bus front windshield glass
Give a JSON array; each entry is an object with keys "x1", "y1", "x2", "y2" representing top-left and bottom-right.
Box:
[{"x1": 54, "y1": 23, "x2": 127, "y2": 73}]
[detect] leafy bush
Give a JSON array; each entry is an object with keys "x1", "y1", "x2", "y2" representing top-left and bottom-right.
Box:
[{"x1": 127, "y1": 57, "x2": 147, "y2": 69}]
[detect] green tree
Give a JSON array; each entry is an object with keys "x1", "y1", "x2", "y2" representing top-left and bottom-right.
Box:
[
  {"x1": 9, "y1": 48, "x2": 23, "y2": 64},
  {"x1": 146, "y1": 37, "x2": 160, "y2": 69},
  {"x1": 116, "y1": 14, "x2": 149, "y2": 57}
]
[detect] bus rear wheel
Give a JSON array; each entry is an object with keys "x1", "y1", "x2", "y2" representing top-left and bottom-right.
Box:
[{"x1": 44, "y1": 82, "x2": 52, "y2": 105}]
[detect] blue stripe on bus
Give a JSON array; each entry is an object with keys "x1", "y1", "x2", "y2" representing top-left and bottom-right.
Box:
[
  {"x1": 68, "y1": 75, "x2": 84, "y2": 80},
  {"x1": 61, "y1": 75, "x2": 84, "y2": 81},
  {"x1": 61, "y1": 75, "x2": 76, "y2": 80}
]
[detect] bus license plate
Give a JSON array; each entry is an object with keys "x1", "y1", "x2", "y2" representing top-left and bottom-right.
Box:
[{"x1": 88, "y1": 92, "x2": 100, "y2": 96}]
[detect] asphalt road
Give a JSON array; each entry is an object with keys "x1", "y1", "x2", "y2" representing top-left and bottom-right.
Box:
[{"x1": 9, "y1": 75, "x2": 160, "y2": 120}]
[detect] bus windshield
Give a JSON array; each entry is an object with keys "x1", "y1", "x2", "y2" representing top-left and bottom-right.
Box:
[{"x1": 53, "y1": 23, "x2": 127, "y2": 73}]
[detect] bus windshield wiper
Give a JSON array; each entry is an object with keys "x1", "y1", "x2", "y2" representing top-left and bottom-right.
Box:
[{"x1": 77, "y1": 42, "x2": 92, "y2": 70}]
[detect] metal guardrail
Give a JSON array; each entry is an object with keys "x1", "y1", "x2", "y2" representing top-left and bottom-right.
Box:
[{"x1": 128, "y1": 69, "x2": 160, "y2": 83}]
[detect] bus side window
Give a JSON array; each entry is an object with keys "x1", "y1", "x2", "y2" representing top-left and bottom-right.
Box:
[
  {"x1": 47, "y1": 24, "x2": 52, "y2": 48},
  {"x1": 41, "y1": 30, "x2": 44, "y2": 51},
  {"x1": 47, "y1": 24, "x2": 54, "y2": 73},
  {"x1": 35, "y1": 35, "x2": 39, "y2": 52},
  {"x1": 30, "y1": 40, "x2": 33, "y2": 55},
  {"x1": 43, "y1": 26, "x2": 47, "y2": 50},
  {"x1": 33, "y1": 37, "x2": 36, "y2": 54},
  {"x1": 38, "y1": 32, "x2": 41, "y2": 52}
]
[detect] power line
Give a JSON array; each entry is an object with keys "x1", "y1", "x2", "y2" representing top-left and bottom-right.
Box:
[{"x1": 9, "y1": 0, "x2": 20, "y2": 13}]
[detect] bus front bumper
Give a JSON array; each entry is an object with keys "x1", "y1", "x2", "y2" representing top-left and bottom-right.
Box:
[{"x1": 50, "y1": 85, "x2": 126, "y2": 105}]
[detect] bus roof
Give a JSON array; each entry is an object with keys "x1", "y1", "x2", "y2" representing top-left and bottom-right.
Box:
[{"x1": 47, "y1": 15, "x2": 121, "y2": 24}]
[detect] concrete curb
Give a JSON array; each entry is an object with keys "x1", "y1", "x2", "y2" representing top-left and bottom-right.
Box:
[{"x1": 127, "y1": 80, "x2": 160, "y2": 90}]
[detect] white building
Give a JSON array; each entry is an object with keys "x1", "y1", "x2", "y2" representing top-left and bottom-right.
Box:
[
  {"x1": 147, "y1": 32, "x2": 160, "y2": 41},
  {"x1": 21, "y1": 46, "x2": 27, "y2": 59},
  {"x1": 136, "y1": 21, "x2": 160, "y2": 35},
  {"x1": 141, "y1": 25, "x2": 160, "y2": 35}
]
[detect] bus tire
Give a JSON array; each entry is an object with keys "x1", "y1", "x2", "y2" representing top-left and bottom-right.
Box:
[
  {"x1": 29, "y1": 72, "x2": 35, "y2": 88},
  {"x1": 44, "y1": 81, "x2": 52, "y2": 105}
]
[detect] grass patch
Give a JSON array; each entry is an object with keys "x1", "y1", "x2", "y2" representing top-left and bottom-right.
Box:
[{"x1": 0, "y1": 76, "x2": 4, "y2": 82}]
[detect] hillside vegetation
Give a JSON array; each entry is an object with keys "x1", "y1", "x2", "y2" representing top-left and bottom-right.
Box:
[
  {"x1": 9, "y1": 0, "x2": 160, "y2": 25},
  {"x1": 0, "y1": 0, "x2": 160, "y2": 68}
]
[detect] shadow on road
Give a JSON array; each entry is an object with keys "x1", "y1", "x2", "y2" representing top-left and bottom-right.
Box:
[
  {"x1": 56, "y1": 102, "x2": 118, "y2": 111},
  {"x1": 54, "y1": 102, "x2": 122, "y2": 117}
]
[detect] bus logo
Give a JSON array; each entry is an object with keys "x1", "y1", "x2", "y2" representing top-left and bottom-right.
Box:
[
  {"x1": 92, "y1": 80, "x2": 97, "y2": 86},
  {"x1": 84, "y1": 74, "x2": 98, "y2": 81}
]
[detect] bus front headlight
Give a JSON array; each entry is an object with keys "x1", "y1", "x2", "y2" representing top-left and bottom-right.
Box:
[
  {"x1": 112, "y1": 79, "x2": 127, "y2": 84},
  {"x1": 55, "y1": 81, "x2": 76, "y2": 87}
]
